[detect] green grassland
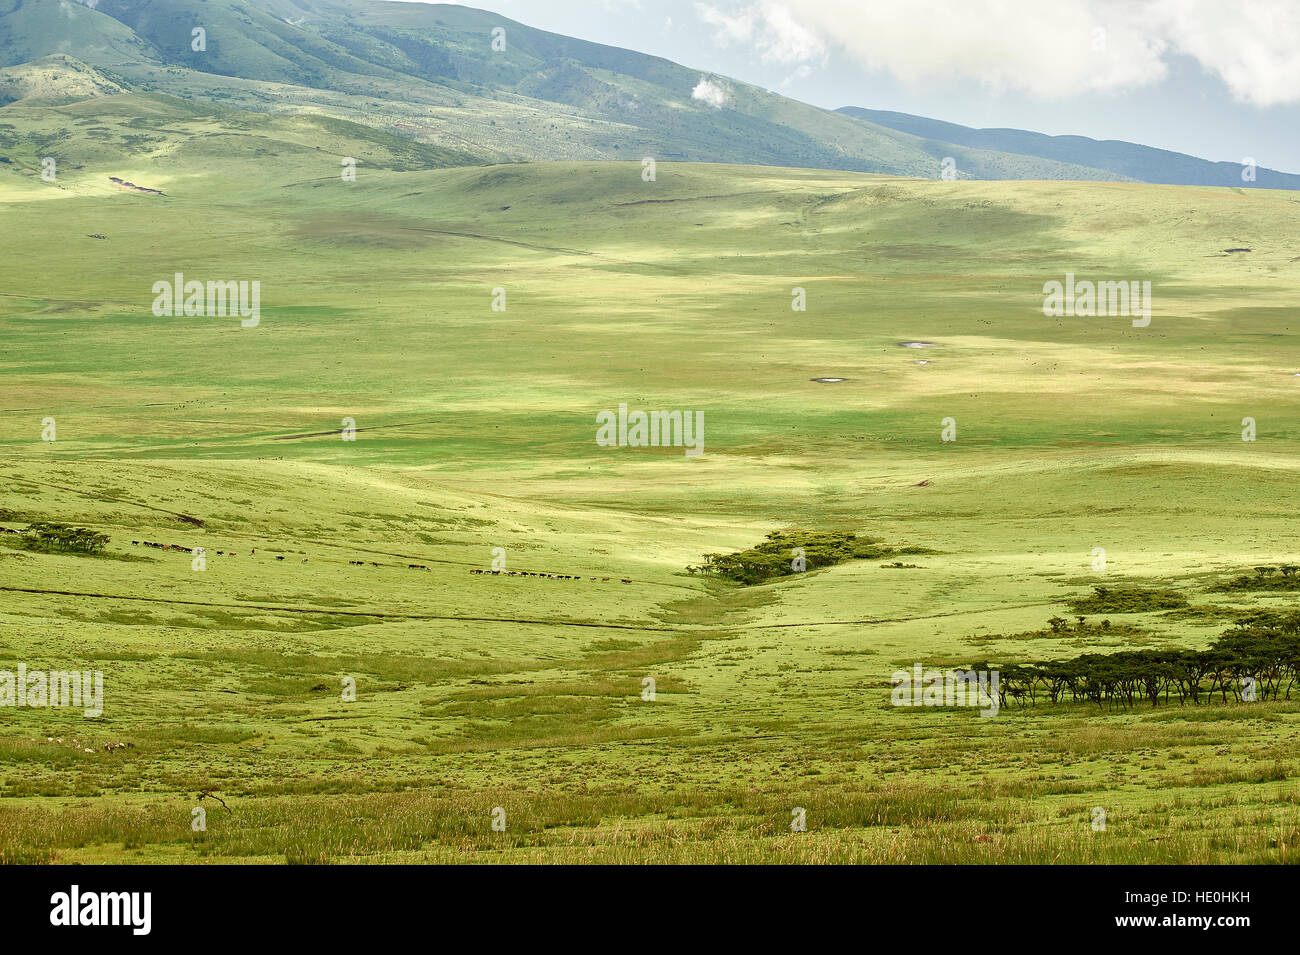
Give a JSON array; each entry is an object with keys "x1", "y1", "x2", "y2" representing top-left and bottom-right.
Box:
[{"x1": 1, "y1": 100, "x2": 1299, "y2": 862}]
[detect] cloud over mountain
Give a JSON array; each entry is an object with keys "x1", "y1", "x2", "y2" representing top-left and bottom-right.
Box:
[{"x1": 696, "y1": 0, "x2": 1300, "y2": 106}]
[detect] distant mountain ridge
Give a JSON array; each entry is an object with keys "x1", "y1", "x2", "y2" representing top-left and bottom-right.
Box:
[
  {"x1": 0, "y1": 0, "x2": 1292, "y2": 188},
  {"x1": 837, "y1": 107, "x2": 1300, "y2": 190}
]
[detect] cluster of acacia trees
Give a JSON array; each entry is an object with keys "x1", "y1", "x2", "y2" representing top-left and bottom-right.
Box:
[
  {"x1": 688, "y1": 530, "x2": 931, "y2": 585},
  {"x1": 1210, "y1": 565, "x2": 1300, "y2": 592},
  {"x1": 18, "y1": 522, "x2": 110, "y2": 555},
  {"x1": 983, "y1": 611, "x2": 1300, "y2": 710}
]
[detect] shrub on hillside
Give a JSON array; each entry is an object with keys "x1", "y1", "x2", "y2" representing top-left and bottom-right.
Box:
[
  {"x1": 688, "y1": 530, "x2": 930, "y2": 585},
  {"x1": 1066, "y1": 585, "x2": 1187, "y2": 614}
]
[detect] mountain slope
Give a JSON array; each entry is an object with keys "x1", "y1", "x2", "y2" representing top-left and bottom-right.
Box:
[
  {"x1": 839, "y1": 106, "x2": 1300, "y2": 190},
  {"x1": 0, "y1": 0, "x2": 163, "y2": 67},
  {"x1": 0, "y1": 0, "x2": 1289, "y2": 187},
  {"x1": 0, "y1": 0, "x2": 1141, "y2": 182}
]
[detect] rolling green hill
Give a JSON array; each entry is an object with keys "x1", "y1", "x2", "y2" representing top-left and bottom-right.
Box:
[
  {"x1": 0, "y1": 84, "x2": 479, "y2": 184},
  {"x1": 0, "y1": 54, "x2": 127, "y2": 107}
]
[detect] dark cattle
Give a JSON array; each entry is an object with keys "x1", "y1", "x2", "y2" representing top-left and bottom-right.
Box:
[
  {"x1": 621, "y1": 579, "x2": 632, "y2": 584},
  {"x1": 276, "y1": 556, "x2": 284, "y2": 561}
]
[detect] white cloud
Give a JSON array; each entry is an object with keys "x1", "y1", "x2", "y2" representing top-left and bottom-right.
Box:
[
  {"x1": 1153, "y1": 0, "x2": 1300, "y2": 106},
  {"x1": 695, "y1": 0, "x2": 1300, "y2": 105},
  {"x1": 696, "y1": 1, "x2": 827, "y2": 65},
  {"x1": 780, "y1": 64, "x2": 814, "y2": 88},
  {"x1": 692, "y1": 76, "x2": 733, "y2": 108}
]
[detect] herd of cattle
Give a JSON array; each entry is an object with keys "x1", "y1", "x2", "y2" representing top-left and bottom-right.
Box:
[
  {"x1": 132, "y1": 540, "x2": 630, "y2": 581},
  {"x1": 132, "y1": 540, "x2": 304, "y2": 560},
  {"x1": 2, "y1": 528, "x2": 633, "y2": 582},
  {"x1": 134, "y1": 539, "x2": 201, "y2": 552},
  {"x1": 470, "y1": 570, "x2": 633, "y2": 583}
]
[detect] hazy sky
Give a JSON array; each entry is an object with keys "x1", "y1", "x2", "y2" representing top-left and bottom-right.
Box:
[{"x1": 408, "y1": 0, "x2": 1300, "y2": 173}]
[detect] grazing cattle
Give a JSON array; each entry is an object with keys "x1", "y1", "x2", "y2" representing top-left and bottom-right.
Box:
[
  {"x1": 217, "y1": 551, "x2": 224, "y2": 556},
  {"x1": 370, "y1": 562, "x2": 380, "y2": 567},
  {"x1": 131, "y1": 541, "x2": 139, "y2": 546},
  {"x1": 621, "y1": 579, "x2": 632, "y2": 584},
  {"x1": 302, "y1": 558, "x2": 308, "y2": 563},
  {"x1": 276, "y1": 555, "x2": 284, "y2": 561}
]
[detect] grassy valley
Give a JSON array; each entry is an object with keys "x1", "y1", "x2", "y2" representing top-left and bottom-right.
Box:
[{"x1": 1, "y1": 123, "x2": 1298, "y2": 860}]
